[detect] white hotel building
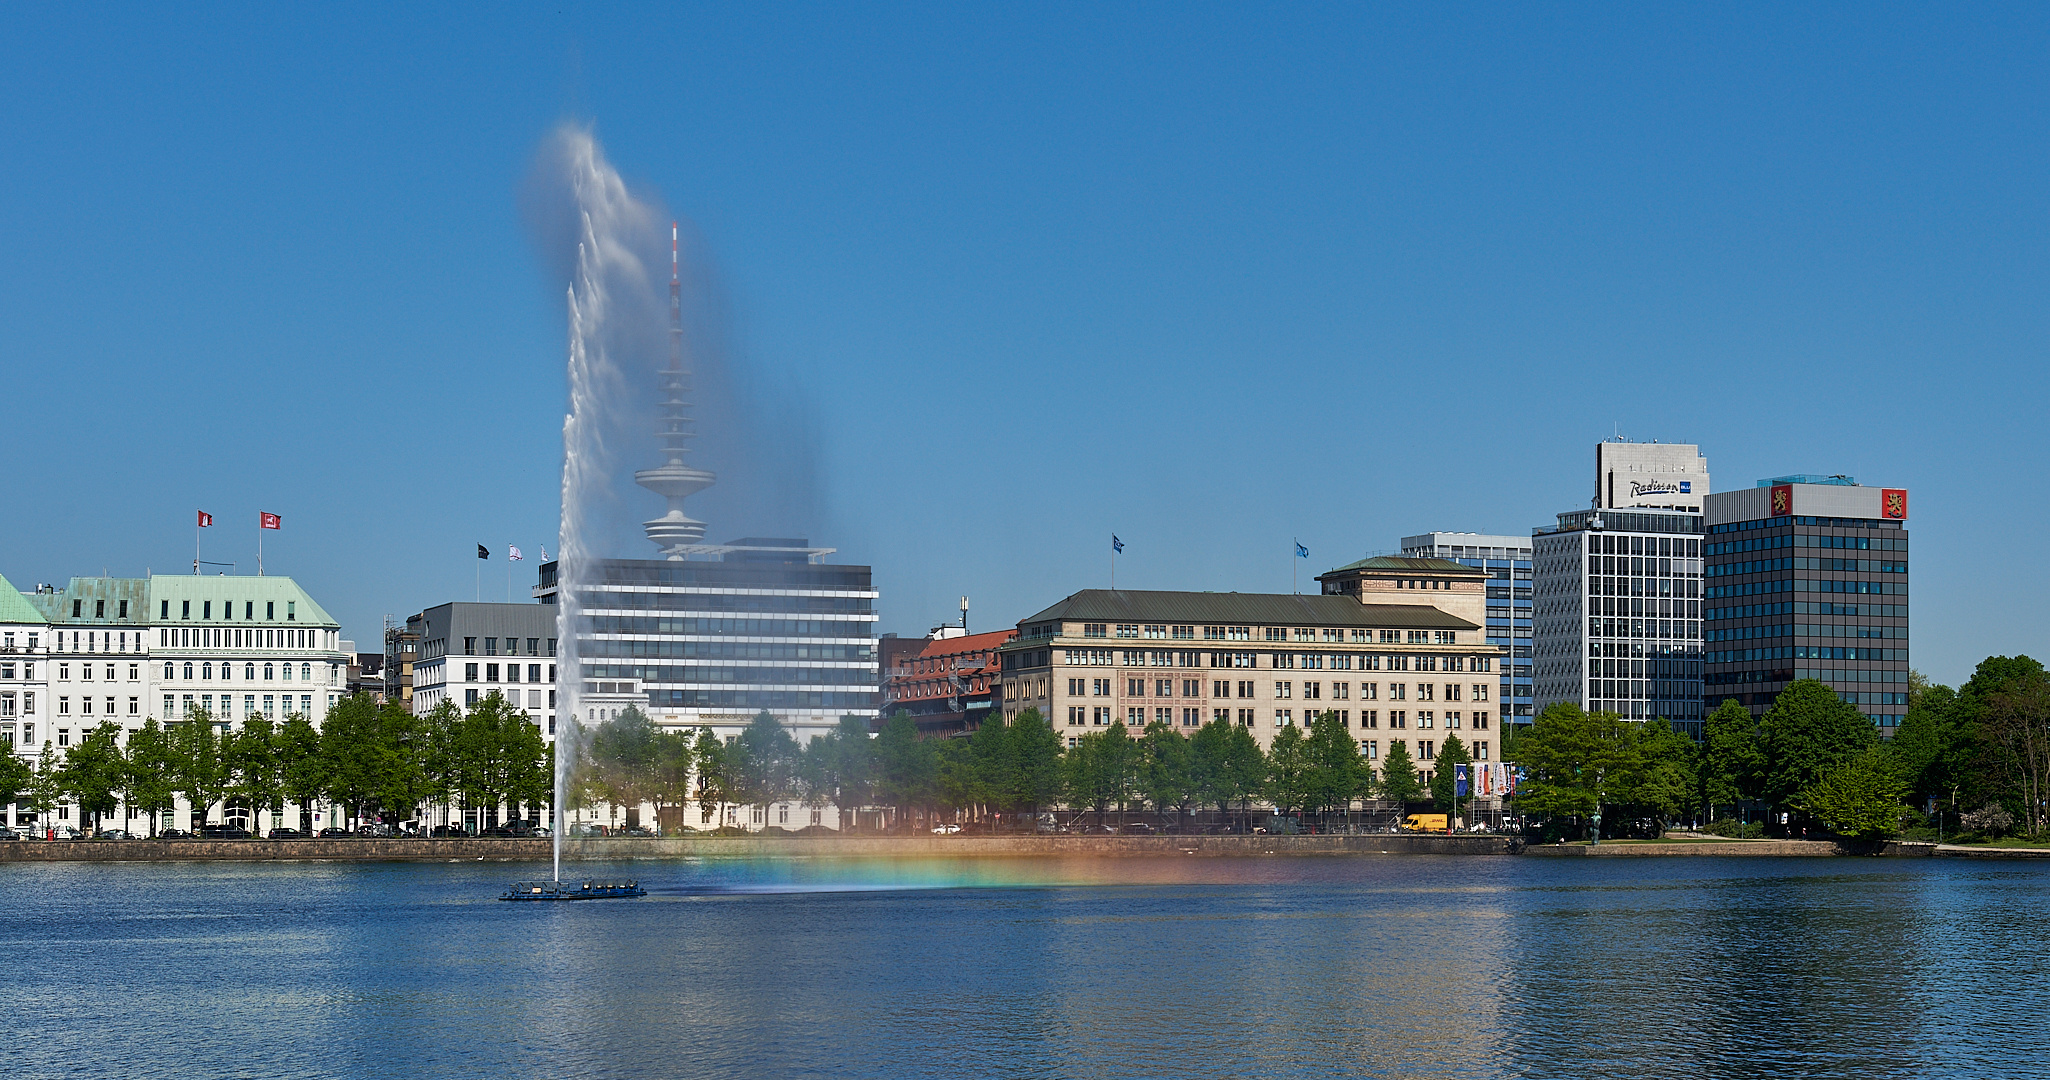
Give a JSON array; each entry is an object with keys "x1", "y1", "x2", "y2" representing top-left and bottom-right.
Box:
[{"x1": 5, "y1": 573, "x2": 348, "y2": 832}]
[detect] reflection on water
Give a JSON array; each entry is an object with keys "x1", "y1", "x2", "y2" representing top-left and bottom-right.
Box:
[{"x1": 4, "y1": 856, "x2": 2047, "y2": 1079}]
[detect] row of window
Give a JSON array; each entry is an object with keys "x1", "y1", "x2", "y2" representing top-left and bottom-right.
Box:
[
  {"x1": 461, "y1": 636, "x2": 557, "y2": 657},
  {"x1": 581, "y1": 616, "x2": 876, "y2": 638},
  {"x1": 163, "y1": 661, "x2": 326, "y2": 683},
  {"x1": 1705, "y1": 601, "x2": 1909, "y2": 621},
  {"x1": 1065, "y1": 677, "x2": 1495, "y2": 704},
  {"x1": 1708, "y1": 533, "x2": 1907, "y2": 555},
  {"x1": 1062, "y1": 705, "x2": 1493, "y2": 735},
  {"x1": 1058, "y1": 649, "x2": 1488, "y2": 672},
  {"x1": 1705, "y1": 622, "x2": 1910, "y2": 644},
  {"x1": 589, "y1": 592, "x2": 870, "y2": 614},
  {"x1": 161, "y1": 626, "x2": 324, "y2": 650},
  {"x1": 578, "y1": 665, "x2": 876, "y2": 687},
  {"x1": 463, "y1": 663, "x2": 557, "y2": 683},
  {"x1": 1587, "y1": 576, "x2": 1701, "y2": 599},
  {"x1": 1587, "y1": 535, "x2": 1700, "y2": 557},
  {"x1": 166, "y1": 693, "x2": 322, "y2": 719},
  {"x1": 1079, "y1": 623, "x2": 1455, "y2": 645},
  {"x1": 1584, "y1": 617, "x2": 1701, "y2": 641},
  {"x1": 586, "y1": 640, "x2": 879, "y2": 662},
  {"x1": 1712, "y1": 516, "x2": 1904, "y2": 534},
  {"x1": 157, "y1": 599, "x2": 296, "y2": 622}
]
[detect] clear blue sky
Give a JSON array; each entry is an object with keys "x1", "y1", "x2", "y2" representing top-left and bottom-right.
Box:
[{"x1": 4, "y1": 4, "x2": 2045, "y2": 687}]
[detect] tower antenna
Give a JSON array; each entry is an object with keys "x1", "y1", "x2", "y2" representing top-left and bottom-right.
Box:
[{"x1": 635, "y1": 222, "x2": 716, "y2": 558}]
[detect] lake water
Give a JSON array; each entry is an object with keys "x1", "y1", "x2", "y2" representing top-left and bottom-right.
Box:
[{"x1": 4, "y1": 854, "x2": 2045, "y2": 1079}]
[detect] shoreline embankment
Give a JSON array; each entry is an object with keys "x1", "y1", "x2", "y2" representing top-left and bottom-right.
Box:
[{"x1": 3, "y1": 835, "x2": 2042, "y2": 863}]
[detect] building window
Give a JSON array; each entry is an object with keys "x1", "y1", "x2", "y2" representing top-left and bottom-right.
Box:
[
  {"x1": 464, "y1": 637, "x2": 477, "y2": 656},
  {"x1": 1126, "y1": 707, "x2": 1144, "y2": 725},
  {"x1": 1144, "y1": 625, "x2": 1167, "y2": 639},
  {"x1": 465, "y1": 664, "x2": 479, "y2": 682},
  {"x1": 1116, "y1": 624, "x2": 1139, "y2": 639},
  {"x1": 1084, "y1": 623, "x2": 1107, "y2": 638},
  {"x1": 1275, "y1": 709, "x2": 1293, "y2": 726},
  {"x1": 465, "y1": 689, "x2": 479, "y2": 706},
  {"x1": 1274, "y1": 681, "x2": 1292, "y2": 698}
]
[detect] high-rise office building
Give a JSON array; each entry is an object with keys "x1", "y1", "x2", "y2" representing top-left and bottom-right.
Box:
[
  {"x1": 1702, "y1": 476, "x2": 1909, "y2": 730},
  {"x1": 1400, "y1": 533, "x2": 1532, "y2": 725},
  {"x1": 1532, "y1": 441, "x2": 1709, "y2": 735}
]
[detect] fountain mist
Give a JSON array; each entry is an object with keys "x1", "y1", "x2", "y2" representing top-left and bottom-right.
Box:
[{"x1": 545, "y1": 126, "x2": 667, "y2": 881}]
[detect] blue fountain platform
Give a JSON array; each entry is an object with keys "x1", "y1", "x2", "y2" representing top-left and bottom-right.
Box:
[{"x1": 500, "y1": 879, "x2": 645, "y2": 901}]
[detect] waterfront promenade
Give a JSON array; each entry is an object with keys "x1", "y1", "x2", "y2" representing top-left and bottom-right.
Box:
[{"x1": 6, "y1": 833, "x2": 2039, "y2": 861}]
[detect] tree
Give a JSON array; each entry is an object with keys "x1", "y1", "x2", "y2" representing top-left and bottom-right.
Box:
[
  {"x1": 276, "y1": 715, "x2": 327, "y2": 833},
  {"x1": 170, "y1": 711, "x2": 227, "y2": 831},
  {"x1": 691, "y1": 727, "x2": 730, "y2": 829},
  {"x1": 1700, "y1": 699, "x2": 1762, "y2": 816},
  {"x1": 1010, "y1": 709, "x2": 1065, "y2": 821},
  {"x1": 125, "y1": 719, "x2": 176, "y2": 836},
  {"x1": 1512, "y1": 702, "x2": 1634, "y2": 837},
  {"x1": 1264, "y1": 724, "x2": 1310, "y2": 818},
  {"x1": 1429, "y1": 734, "x2": 1471, "y2": 814},
  {"x1": 25, "y1": 742, "x2": 62, "y2": 831},
  {"x1": 0, "y1": 741, "x2": 31, "y2": 812},
  {"x1": 1627, "y1": 718, "x2": 1698, "y2": 835},
  {"x1": 873, "y1": 712, "x2": 937, "y2": 828},
  {"x1": 820, "y1": 715, "x2": 876, "y2": 830},
  {"x1": 62, "y1": 722, "x2": 126, "y2": 833},
  {"x1": 1984, "y1": 671, "x2": 2050, "y2": 838},
  {"x1": 1758, "y1": 680, "x2": 1879, "y2": 827},
  {"x1": 732, "y1": 711, "x2": 800, "y2": 818},
  {"x1": 1138, "y1": 721, "x2": 1193, "y2": 822},
  {"x1": 1796, "y1": 748, "x2": 1907, "y2": 839},
  {"x1": 1220, "y1": 722, "x2": 1267, "y2": 829},
  {"x1": 585, "y1": 706, "x2": 664, "y2": 821},
  {"x1": 319, "y1": 694, "x2": 388, "y2": 826},
  {"x1": 1303, "y1": 711, "x2": 1364, "y2": 821},
  {"x1": 1378, "y1": 739, "x2": 1423, "y2": 807},
  {"x1": 226, "y1": 716, "x2": 283, "y2": 832}
]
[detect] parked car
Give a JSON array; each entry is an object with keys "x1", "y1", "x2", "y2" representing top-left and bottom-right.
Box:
[
  {"x1": 200, "y1": 825, "x2": 254, "y2": 839},
  {"x1": 317, "y1": 827, "x2": 352, "y2": 838},
  {"x1": 529, "y1": 826, "x2": 551, "y2": 838},
  {"x1": 1120, "y1": 822, "x2": 1156, "y2": 834},
  {"x1": 621, "y1": 826, "x2": 656, "y2": 838},
  {"x1": 267, "y1": 828, "x2": 304, "y2": 840},
  {"x1": 95, "y1": 829, "x2": 132, "y2": 840},
  {"x1": 49, "y1": 825, "x2": 83, "y2": 840},
  {"x1": 356, "y1": 824, "x2": 393, "y2": 838},
  {"x1": 0, "y1": 827, "x2": 19, "y2": 841},
  {"x1": 485, "y1": 824, "x2": 535, "y2": 838},
  {"x1": 430, "y1": 824, "x2": 469, "y2": 838},
  {"x1": 931, "y1": 824, "x2": 961, "y2": 835},
  {"x1": 159, "y1": 829, "x2": 194, "y2": 840}
]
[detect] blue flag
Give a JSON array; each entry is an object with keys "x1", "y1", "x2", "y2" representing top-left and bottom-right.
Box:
[
  {"x1": 1112, "y1": 535, "x2": 1124, "y2": 553},
  {"x1": 1295, "y1": 542, "x2": 1309, "y2": 559}
]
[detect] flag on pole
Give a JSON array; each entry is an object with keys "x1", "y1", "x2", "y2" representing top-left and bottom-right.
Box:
[
  {"x1": 477, "y1": 544, "x2": 490, "y2": 560},
  {"x1": 539, "y1": 544, "x2": 549, "y2": 561},
  {"x1": 197, "y1": 511, "x2": 212, "y2": 528},
  {"x1": 1112, "y1": 535, "x2": 1124, "y2": 553},
  {"x1": 259, "y1": 512, "x2": 281, "y2": 530},
  {"x1": 1295, "y1": 542, "x2": 1309, "y2": 559},
  {"x1": 509, "y1": 546, "x2": 523, "y2": 561}
]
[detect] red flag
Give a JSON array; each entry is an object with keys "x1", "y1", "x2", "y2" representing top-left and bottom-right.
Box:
[
  {"x1": 197, "y1": 510, "x2": 213, "y2": 528},
  {"x1": 260, "y1": 512, "x2": 281, "y2": 530}
]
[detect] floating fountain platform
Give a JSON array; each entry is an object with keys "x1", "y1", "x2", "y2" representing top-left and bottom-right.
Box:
[{"x1": 500, "y1": 879, "x2": 645, "y2": 901}]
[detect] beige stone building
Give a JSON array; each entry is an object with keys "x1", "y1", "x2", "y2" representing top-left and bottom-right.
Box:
[{"x1": 996, "y1": 557, "x2": 1505, "y2": 774}]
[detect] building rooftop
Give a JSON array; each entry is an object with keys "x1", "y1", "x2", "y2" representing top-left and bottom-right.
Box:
[
  {"x1": 1016, "y1": 589, "x2": 1475, "y2": 630},
  {"x1": 1323, "y1": 555, "x2": 1487, "y2": 575},
  {"x1": 0, "y1": 574, "x2": 46, "y2": 626}
]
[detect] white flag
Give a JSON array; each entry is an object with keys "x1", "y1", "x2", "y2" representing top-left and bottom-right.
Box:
[{"x1": 509, "y1": 546, "x2": 523, "y2": 561}]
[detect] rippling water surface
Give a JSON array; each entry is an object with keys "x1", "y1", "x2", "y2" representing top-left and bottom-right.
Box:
[{"x1": 5, "y1": 854, "x2": 2045, "y2": 1078}]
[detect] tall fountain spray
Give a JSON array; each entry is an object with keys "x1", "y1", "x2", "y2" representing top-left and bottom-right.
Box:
[{"x1": 550, "y1": 127, "x2": 678, "y2": 883}]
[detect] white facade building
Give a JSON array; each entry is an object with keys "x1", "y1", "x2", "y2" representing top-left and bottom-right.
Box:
[
  {"x1": 8, "y1": 573, "x2": 348, "y2": 833},
  {"x1": 1532, "y1": 441, "x2": 1711, "y2": 736}
]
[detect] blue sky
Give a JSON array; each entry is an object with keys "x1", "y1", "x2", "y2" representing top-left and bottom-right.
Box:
[{"x1": 3, "y1": 4, "x2": 2045, "y2": 686}]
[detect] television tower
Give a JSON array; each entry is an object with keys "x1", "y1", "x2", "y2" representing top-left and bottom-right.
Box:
[{"x1": 635, "y1": 222, "x2": 716, "y2": 558}]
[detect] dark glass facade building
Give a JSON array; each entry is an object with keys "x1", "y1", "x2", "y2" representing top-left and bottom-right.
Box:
[
  {"x1": 536, "y1": 539, "x2": 879, "y2": 730},
  {"x1": 1702, "y1": 478, "x2": 1909, "y2": 730}
]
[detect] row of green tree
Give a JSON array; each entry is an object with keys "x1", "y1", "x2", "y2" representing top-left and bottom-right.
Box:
[
  {"x1": 1514, "y1": 658, "x2": 2050, "y2": 841},
  {"x1": 0, "y1": 693, "x2": 549, "y2": 834},
  {"x1": 577, "y1": 705, "x2": 1478, "y2": 830}
]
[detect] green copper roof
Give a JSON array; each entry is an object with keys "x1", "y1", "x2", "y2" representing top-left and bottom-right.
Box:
[
  {"x1": 146, "y1": 576, "x2": 339, "y2": 628},
  {"x1": 0, "y1": 574, "x2": 47, "y2": 626}
]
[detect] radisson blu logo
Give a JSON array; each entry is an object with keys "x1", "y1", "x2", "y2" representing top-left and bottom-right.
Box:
[{"x1": 1629, "y1": 480, "x2": 1692, "y2": 497}]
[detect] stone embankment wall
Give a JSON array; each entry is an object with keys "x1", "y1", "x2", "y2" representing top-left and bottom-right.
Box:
[
  {"x1": 0, "y1": 834, "x2": 1518, "y2": 863},
  {"x1": 1523, "y1": 840, "x2": 1847, "y2": 857}
]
